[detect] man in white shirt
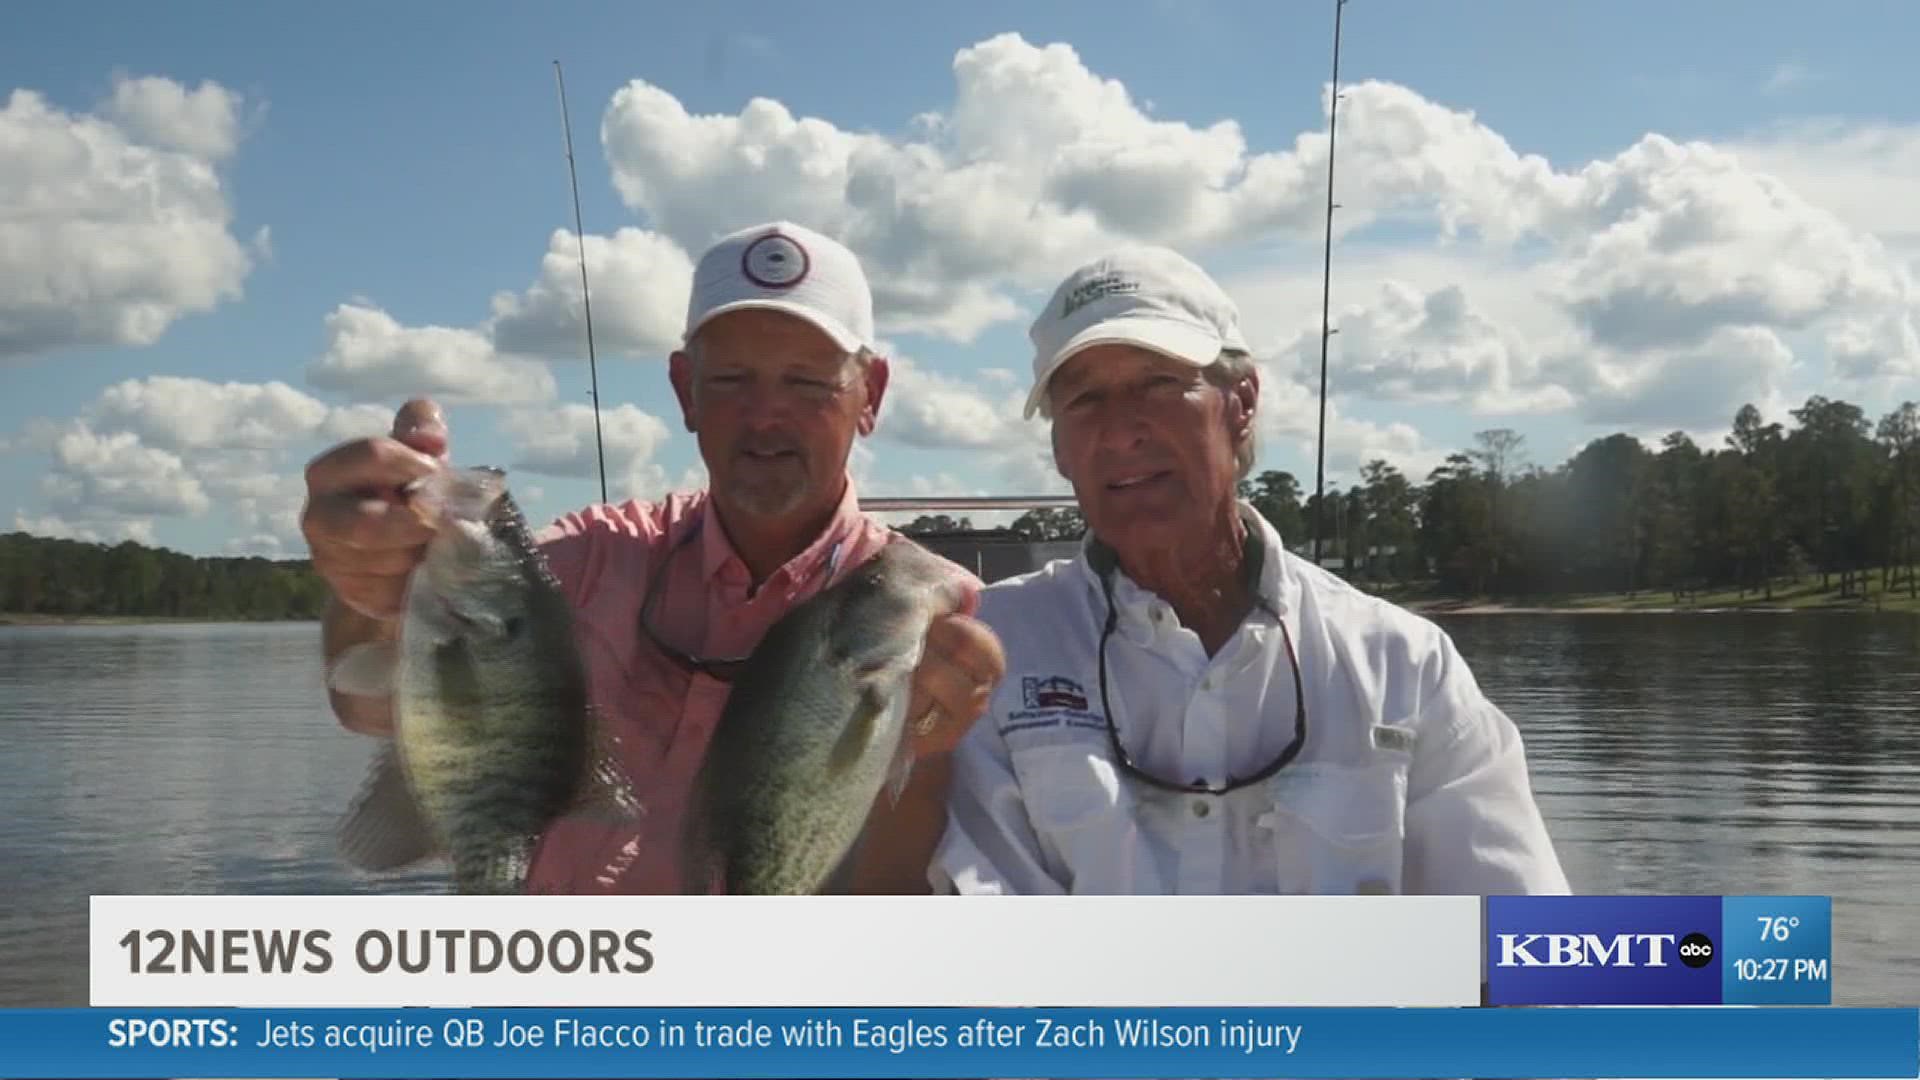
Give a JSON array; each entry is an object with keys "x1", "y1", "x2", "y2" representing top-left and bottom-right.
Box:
[{"x1": 930, "y1": 245, "x2": 1570, "y2": 897}]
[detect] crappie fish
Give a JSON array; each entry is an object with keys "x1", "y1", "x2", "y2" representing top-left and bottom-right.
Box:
[
  {"x1": 683, "y1": 535, "x2": 971, "y2": 895},
  {"x1": 326, "y1": 464, "x2": 639, "y2": 894}
]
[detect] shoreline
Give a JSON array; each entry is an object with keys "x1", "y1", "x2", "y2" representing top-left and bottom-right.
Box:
[
  {"x1": 7, "y1": 586, "x2": 1917, "y2": 625},
  {"x1": 1394, "y1": 598, "x2": 1914, "y2": 616},
  {"x1": 0, "y1": 613, "x2": 321, "y2": 627}
]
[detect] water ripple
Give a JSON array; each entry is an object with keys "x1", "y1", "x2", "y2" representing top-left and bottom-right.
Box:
[{"x1": 3, "y1": 614, "x2": 1918, "y2": 1006}]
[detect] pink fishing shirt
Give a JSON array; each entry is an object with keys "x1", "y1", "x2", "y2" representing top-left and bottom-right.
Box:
[{"x1": 520, "y1": 478, "x2": 972, "y2": 894}]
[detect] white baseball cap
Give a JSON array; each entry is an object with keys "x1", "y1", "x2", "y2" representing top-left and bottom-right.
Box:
[
  {"x1": 1023, "y1": 245, "x2": 1249, "y2": 418},
  {"x1": 683, "y1": 220, "x2": 876, "y2": 354}
]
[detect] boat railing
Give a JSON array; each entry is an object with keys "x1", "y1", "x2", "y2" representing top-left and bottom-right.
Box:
[
  {"x1": 860, "y1": 495, "x2": 1084, "y2": 581},
  {"x1": 860, "y1": 495, "x2": 1079, "y2": 513}
]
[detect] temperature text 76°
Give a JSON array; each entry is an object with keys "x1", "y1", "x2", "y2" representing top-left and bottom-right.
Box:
[{"x1": 1758, "y1": 916, "x2": 1801, "y2": 942}]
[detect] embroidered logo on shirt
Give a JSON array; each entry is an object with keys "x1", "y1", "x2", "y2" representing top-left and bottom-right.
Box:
[
  {"x1": 1022, "y1": 674, "x2": 1089, "y2": 712},
  {"x1": 1001, "y1": 673, "x2": 1105, "y2": 736}
]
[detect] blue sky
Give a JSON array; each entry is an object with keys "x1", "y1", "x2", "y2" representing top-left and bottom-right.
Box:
[{"x1": 5, "y1": 1, "x2": 1919, "y2": 556}]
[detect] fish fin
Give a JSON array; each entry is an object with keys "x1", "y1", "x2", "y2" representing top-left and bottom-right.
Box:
[
  {"x1": 568, "y1": 705, "x2": 646, "y2": 827},
  {"x1": 569, "y1": 749, "x2": 646, "y2": 828},
  {"x1": 884, "y1": 696, "x2": 921, "y2": 807},
  {"x1": 328, "y1": 640, "x2": 400, "y2": 698},
  {"x1": 491, "y1": 826, "x2": 545, "y2": 895},
  {"x1": 336, "y1": 742, "x2": 440, "y2": 871},
  {"x1": 826, "y1": 681, "x2": 892, "y2": 778},
  {"x1": 467, "y1": 833, "x2": 541, "y2": 895}
]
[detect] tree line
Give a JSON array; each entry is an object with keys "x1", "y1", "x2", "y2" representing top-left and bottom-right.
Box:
[
  {"x1": 903, "y1": 394, "x2": 1920, "y2": 602},
  {"x1": 0, "y1": 532, "x2": 332, "y2": 620},
  {"x1": 9, "y1": 393, "x2": 1915, "y2": 619}
]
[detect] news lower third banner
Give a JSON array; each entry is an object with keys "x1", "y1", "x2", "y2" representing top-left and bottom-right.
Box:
[
  {"x1": 37, "y1": 892, "x2": 1898, "y2": 1078},
  {"x1": 91, "y1": 893, "x2": 1837, "y2": 1010},
  {"x1": 89, "y1": 894, "x2": 1484, "y2": 1007},
  {"x1": 3, "y1": 1006, "x2": 1916, "y2": 1078}
]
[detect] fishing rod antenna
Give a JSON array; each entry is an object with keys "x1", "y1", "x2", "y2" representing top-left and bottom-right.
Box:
[
  {"x1": 553, "y1": 59, "x2": 609, "y2": 505},
  {"x1": 1311, "y1": 0, "x2": 1349, "y2": 569}
]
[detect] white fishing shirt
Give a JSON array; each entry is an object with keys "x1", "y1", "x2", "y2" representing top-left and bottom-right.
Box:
[{"x1": 930, "y1": 504, "x2": 1571, "y2": 897}]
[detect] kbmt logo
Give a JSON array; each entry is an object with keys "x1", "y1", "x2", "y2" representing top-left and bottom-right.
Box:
[{"x1": 1495, "y1": 930, "x2": 1716, "y2": 969}]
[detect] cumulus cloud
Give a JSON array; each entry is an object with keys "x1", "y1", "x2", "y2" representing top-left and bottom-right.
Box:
[
  {"x1": 305, "y1": 303, "x2": 557, "y2": 406},
  {"x1": 12, "y1": 512, "x2": 157, "y2": 547},
  {"x1": 590, "y1": 39, "x2": 1588, "y2": 343},
  {"x1": 6, "y1": 374, "x2": 404, "y2": 550},
  {"x1": 1546, "y1": 136, "x2": 1915, "y2": 355},
  {"x1": 499, "y1": 402, "x2": 676, "y2": 501},
  {"x1": 1551, "y1": 326, "x2": 1799, "y2": 433},
  {"x1": 876, "y1": 355, "x2": 1027, "y2": 451},
  {"x1": 1822, "y1": 314, "x2": 1920, "y2": 383},
  {"x1": 229, "y1": 483, "x2": 307, "y2": 551},
  {"x1": 1727, "y1": 121, "x2": 1920, "y2": 248},
  {"x1": 299, "y1": 225, "x2": 693, "y2": 416},
  {"x1": 225, "y1": 534, "x2": 287, "y2": 557},
  {"x1": 488, "y1": 227, "x2": 693, "y2": 361},
  {"x1": 0, "y1": 74, "x2": 262, "y2": 363},
  {"x1": 25, "y1": 36, "x2": 1920, "y2": 554},
  {"x1": 87, "y1": 376, "x2": 389, "y2": 451},
  {"x1": 1263, "y1": 279, "x2": 1572, "y2": 416},
  {"x1": 329, "y1": 32, "x2": 1916, "y2": 469},
  {"x1": 103, "y1": 74, "x2": 248, "y2": 160},
  {"x1": 586, "y1": 34, "x2": 1917, "y2": 430},
  {"x1": 42, "y1": 424, "x2": 211, "y2": 519},
  {"x1": 1250, "y1": 364, "x2": 1443, "y2": 486},
  {"x1": 319, "y1": 403, "x2": 403, "y2": 442}
]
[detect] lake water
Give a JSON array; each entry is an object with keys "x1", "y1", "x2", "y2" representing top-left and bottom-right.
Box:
[{"x1": 2, "y1": 614, "x2": 1917, "y2": 1008}]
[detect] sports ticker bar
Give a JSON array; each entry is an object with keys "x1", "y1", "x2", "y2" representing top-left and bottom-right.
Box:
[{"x1": 0, "y1": 1005, "x2": 1910, "y2": 1078}]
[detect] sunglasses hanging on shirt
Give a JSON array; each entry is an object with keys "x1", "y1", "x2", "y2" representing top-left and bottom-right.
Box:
[
  {"x1": 636, "y1": 512, "x2": 845, "y2": 684},
  {"x1": 1085, "y1": 508, "x2": 1308, "y2": 796}
]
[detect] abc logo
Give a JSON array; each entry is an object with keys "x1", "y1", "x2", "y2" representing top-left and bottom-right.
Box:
[{"x1": 1678, "y1": 932, "x2": 1715, "y2": 968}]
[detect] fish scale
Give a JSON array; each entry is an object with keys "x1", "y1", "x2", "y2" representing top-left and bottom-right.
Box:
[
  {"x1": 685, "y1": 536, "x2": 970, "y2": 894},
  {"x1": 329, "y1": 465, "x2": 641, "y2": 895}
]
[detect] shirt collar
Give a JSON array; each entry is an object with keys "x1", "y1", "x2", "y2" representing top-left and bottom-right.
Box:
[
  {"x1": 697, "y1": 475, "x2": 861, "y2": 593},
  {"x1": 1075, "y1": 499, "x2": 1297, "y2": 642}
]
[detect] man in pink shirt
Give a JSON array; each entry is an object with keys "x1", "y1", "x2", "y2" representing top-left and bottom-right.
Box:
[{"x1": 299, "y1": 220, "x2": 1006, "y2": 894}]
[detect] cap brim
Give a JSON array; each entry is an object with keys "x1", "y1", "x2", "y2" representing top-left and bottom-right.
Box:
[
  {"x1": 685, "y1": 299, "x2": 865, "y2": 354},
  {"x1": 1021, "y1": 316, "x2": 1224, "y2": 419}
]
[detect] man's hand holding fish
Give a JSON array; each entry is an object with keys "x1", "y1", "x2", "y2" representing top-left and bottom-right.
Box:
[{"x1": 297, "y1": 221, "x2": 1006, "y2": 896}]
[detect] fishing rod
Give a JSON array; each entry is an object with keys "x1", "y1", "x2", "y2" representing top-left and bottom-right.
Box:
[
  {"x1": 553, "y1": 59, "x2": 609, "y2": 504},
  {"x1": 1311, "y1": 0, "x2": 1348, "y2": 568}
]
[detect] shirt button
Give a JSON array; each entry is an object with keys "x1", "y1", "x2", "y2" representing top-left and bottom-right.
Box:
[{"x1": 1191, "y1": 799, "x2": 1211, "y2": 818}]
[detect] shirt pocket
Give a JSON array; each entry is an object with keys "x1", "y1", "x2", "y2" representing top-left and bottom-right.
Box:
[
  {"x1": 1006, "y1": 739, "x2": 1143, "y2": 893},
  {"x1": 1256, "y1": 759, "x2": 1411, "y2": 895}
]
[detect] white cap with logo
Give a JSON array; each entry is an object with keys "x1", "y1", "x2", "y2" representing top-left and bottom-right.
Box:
[
  {"x1": 1023, "y1": 245, "x2": 1249, "y2": 418},
  {"x1": 683, "y1": 220, "x2": 876, "y2": 354}
]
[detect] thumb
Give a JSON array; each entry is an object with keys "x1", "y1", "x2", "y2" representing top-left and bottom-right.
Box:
[{"x1": 392, "y1": 398, "x2": 449, "y2": 460}]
